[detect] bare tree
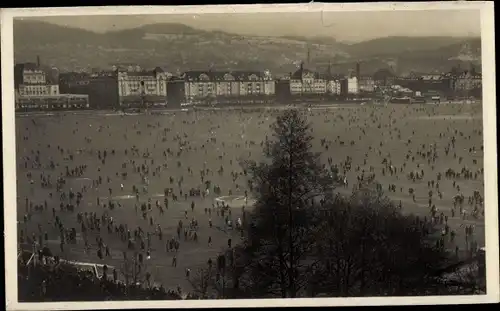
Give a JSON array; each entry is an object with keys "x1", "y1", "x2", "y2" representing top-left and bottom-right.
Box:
[
  {"x1": 309, "y1": 181, "x2": 452, "y2": 296},
  {"x1": 216, "y1": 109, "x2": 478, "y2": 299},
  {"x1": 188, "y1": 246, "x2": 252, "y2": 299},
  {"x1": 120, "y1": 251, "x2": 147, "y2": 290},
  {"x1": 187, "y1": 267, "x2": 214, "y2": 299}
]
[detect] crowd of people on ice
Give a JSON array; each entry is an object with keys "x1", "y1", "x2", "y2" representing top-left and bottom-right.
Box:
[{"x1": 16, "y1": 104, "x2": 485, "y2": 297}]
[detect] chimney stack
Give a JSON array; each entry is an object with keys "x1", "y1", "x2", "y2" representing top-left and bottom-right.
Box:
[
  {"x1": 356, "y1": 62, "x2": 360, "y2": 79},
  {"x1": 37, "y1": 55, "x2": 40, "y2": 67}
]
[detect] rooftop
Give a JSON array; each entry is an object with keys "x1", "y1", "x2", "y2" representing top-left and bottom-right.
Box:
[
  {"x1": 183, "y1": 70, "x2": 267, "y2": 81},
  {"x1": 16, "y1": 62, "x2": 42, "y2": 71},
  {"x1": 290, "y1": 67, "x2": 330, "y2": 80},
  {"x1": 120, "y1": 71, "x2": 156, "y2": 77}
]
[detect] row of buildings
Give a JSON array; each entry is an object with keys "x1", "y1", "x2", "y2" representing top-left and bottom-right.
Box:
[
  {"x1": 14, "y1": 59, "x2": 89, "y2": 110},
  {"x1": 14, "y1": 58, "x2": 483, "y2": 110}
]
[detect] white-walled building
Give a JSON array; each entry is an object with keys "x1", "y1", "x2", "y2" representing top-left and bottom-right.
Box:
[
  {"x1": 216, "y1": 73, "x2": 238, "y2": 96},
  {"x1": 184, "y1": 72, "x2": 216, "y2": 99},
  {"x1": 48, "y1": 84, "x2": 60, "y2": 95},
  {"x1": 117, "y1": 68, "x2": 171, "y2": 97},
  {"x1": 15, "y1": 62, "x2": 60, "y2": 96},
  {"x1": 358, "y1": 76, "x2": 376, "y2": 93},
  {"x1": 21, "y1": 67, "x2": 46, "y2": 84},
  {"x1": 18, "y1": 84, "x2": 59, "y2": 96},
  {"x1": 327, "y1": 80, "x2": 342, "y2": 95},
  {"x1": 263, "y1": 70, "x2": 275, "y2": 95},
  {"x1": 347, "y1": 76, "x2": 359, "y2": 94},
  {"x1": 183, "y1": 70, "x2": 274, "y2": 101},
  {"x1": 290, "y1": 79, "x2": 303, "y2": 95}
]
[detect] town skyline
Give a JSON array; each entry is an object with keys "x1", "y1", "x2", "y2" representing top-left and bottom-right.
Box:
[{"x1": 19, "y1": 9, "x2": 480, "y2": 43}]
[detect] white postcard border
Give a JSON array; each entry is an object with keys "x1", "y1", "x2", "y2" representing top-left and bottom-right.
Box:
[{"x1": 2, "y1": 2, "x2": 498, "y2": 310}]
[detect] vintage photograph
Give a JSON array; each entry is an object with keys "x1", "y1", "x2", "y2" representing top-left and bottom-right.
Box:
[{"x1": 2, "y1": 3, "x2": 498, "y2": 309}]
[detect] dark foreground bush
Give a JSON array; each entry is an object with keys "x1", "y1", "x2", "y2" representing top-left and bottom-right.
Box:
[{"x1": 17, "y1": 257, "x2": 199, "y2": 301}]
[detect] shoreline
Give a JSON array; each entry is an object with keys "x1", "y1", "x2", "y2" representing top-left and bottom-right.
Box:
[{"x1": 15, "y1": 101, "x2": 483, "y2": 117}]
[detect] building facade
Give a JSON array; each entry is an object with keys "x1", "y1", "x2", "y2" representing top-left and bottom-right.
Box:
[
  {"x1": 215, "y1": 72, "x2": 243, "y2": 97},
  {"x1": 263, "y1": 70, "x2": 275, "y2": 95},
  {"x1": 16, "y1": 94, "x2": 89, "y2": 111},
  {"x1": 453, "y1": 71, "x2": 482, "y2": 91},
  {"x1": 327, "y1": 79, "x2": 342, "y2": 95},
  {"x1": 14, "y1": 63, "x2": 46, "y2": 87},
  {"x1": 183, "y1": 70, "x2": 274, "y2": 101},
  {"x1": 117, "y1": 68, "x2": 170, "y2": 97},
  {"x1": 184, "y1": 72, "x2": 216, "y2": 100},
  {"x1": 358, "y1": 76, "x2": 375, "y2": 93},
  {"x1": 347, "y1": 76, "x2": 359, "y2": 94},
  {"x1": 18, "y1": 84, "x2": 59, "y2": 96},
  {"x1": 15, "y1": 62, "x2": 60, "y2": 96},
  {"x1": 394, "y1": 74, "x2": 453, "y2": 95},
  {"x1": 116, "y1": 67, "x2": 171, "y2": 106},
  {"x1": 289, "y1": 64, "x2": 328, "y2": 95}
]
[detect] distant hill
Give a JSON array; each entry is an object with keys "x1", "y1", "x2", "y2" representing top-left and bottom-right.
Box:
[
  {"x1": 13, "y1": 20, "x2": 481, "y2": 75},
  {"x1": 343, "y1": 36, "x2": 478, "y2": 58}
]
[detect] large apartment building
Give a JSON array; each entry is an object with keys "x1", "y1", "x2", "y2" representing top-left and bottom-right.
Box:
[
  {"x1": 14, "y1": 58, "x2": 91, "y2": 110},
  {"x1": 451, "y1": 70, "x2": 482, "y2": 91},
  {"x1": 117, "y1": 67, "x2": 171, "y2": 97},
  {"x1": 183, "y1": 70, "x2": 275, "y2": 101},
  {"x1": 14, "y1": 60, "x2": 60, "y2": 96},
  {"x1": 290, "y1": 63, "x2": 329, "y2": 95},
  {"x1": 289, "y1": 63, "x2": 360, "y2": 96}
]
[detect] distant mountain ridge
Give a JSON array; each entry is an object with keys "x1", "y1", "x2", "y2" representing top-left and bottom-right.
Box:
[{"x1": 13, "y1": 20, "x2": 481, "y2": 75}]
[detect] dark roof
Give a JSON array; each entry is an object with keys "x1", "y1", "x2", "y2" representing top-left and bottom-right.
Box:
[
  {"x1": 59, "y1": 72, "x2": 90, "y2": 82},
  {"x1": 89, "y1": 71, "x2": 118, "y2": 78},
  {"x1": 290, "y1": 68, "x2": 304, "y2": 79},
  {"x1": 359, "y1": 75, "x2": 374, "y2": 81},
  {"x1": 232, "y1": 71, "x2": 265, "y2": 80},
  {"x1": 45, "y1": 74, "x2": 58, "y2": 84},
  {"x1": 122, "y1": 71, "x2": 156, "y2": 77},
  {"x1": 373, "y1": 68, "x2": 396, "y2": 80},
  {"x1": 16, "y1": 63, "x2": 40, "y2": 71},
  {"x1": 291, "y1": 67, "x2": 330, "y2": 80},
  {"x1": 167, "y1": 76, "x2": 184, "y2": 81},
  {"x1": 183, "y1": 71, "x2": 211, "y2": 80},
  {"x1": 154, "y1": 66, "x2": 172, "y2": 73},
  {"x1": 457, "y1": 71, "x2": 482, "y2": 78}
]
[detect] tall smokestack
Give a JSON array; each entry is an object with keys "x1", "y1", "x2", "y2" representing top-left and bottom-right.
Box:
[
  {"x1": 356, "y1": 62, "x2": 360, "y2": 79},
  {"x1": 37, "y1": 55, "x2": 40, "y2": 67}
]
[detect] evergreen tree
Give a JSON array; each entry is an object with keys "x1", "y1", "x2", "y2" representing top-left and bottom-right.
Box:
[{"x1": 240, "y1": 109, "x2": 334, "y2": 298}]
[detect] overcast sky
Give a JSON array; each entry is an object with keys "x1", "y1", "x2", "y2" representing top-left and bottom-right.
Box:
[{"x1": 23, "y1": 9, "x2": 481, "y2": 42}]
